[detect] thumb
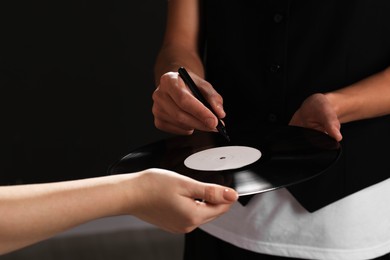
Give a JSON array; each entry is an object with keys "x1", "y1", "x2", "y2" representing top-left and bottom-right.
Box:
[
  {"x1": 327, "y1": 126, "x2": 343, "y2": 142},
  {"x1": 188, "y1": 183, "x2": 238, "y2": 204},
  {"x1": 323, "y1": 114, "x2": 342, "y2": 142}
]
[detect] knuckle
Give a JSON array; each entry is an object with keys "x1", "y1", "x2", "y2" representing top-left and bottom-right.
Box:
[
  {"x1": 183, "y1": 226, "x2": 196, "y2": 233},
  {"x1": 151, "y1": 103, "x2": 159, "y2": 116},
  {"x1": 152, "y1": 106, "x2": 165, "y2": 123},
  {"x1": 200, "y1": 82, "x2": 219, "y2": 98},
  {"x1": 151, "y1": 89, "x2": 160, "y2": 102},
  {"x1": 154, "y1": 119, "x2": 164, "y2": 130},
  {"x1": 209, "y1": 94, "x2": 223, "y2": 108},
  {"x1": 214, "y1": 93, "x2": 223, "y2": 104},
  {"x1": 152, "y1": 87, "x2": 167, "y2": 103},
  {"x1": 203, "y1": 185, "x2": 217, "y2": 203},
  {"x1": 159, "y1": 72, "x2": 176, "y2": 86},
  {"x1": 185, "y1": 217, "x2": 200, "y2": 230},
  {"x1": 154, "y1": 119, "x2": 171, "y2": 133}
]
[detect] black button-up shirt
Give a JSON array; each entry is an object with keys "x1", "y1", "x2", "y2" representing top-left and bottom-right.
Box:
[{"x1": 202, "y1": 0, "x2": 390, "y2": 211}]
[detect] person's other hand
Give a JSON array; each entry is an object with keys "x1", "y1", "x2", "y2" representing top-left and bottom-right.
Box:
[
  {"x1": 124, "y1": 168, "x2": 238, "y2": 233},
  {"x1": 289, "y1": 93, "x2": 343, "y2": 142},
  {"x1": 152, "y1": 71, "x2": 225, "y2": 135}
]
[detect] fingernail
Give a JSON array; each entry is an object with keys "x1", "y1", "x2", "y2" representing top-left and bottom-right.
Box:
[
  {"x1": 216, "y1": 104, "x2": 226, "y2": 118},
  {"x1": 223, "y1": 188, "x2": 239, "y2": 201}
]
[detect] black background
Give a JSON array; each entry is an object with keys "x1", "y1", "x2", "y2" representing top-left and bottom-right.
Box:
[{"x1": 0, "y1": 1, "x2": 170, "y2": 184}]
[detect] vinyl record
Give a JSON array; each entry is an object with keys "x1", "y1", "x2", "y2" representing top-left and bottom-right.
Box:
[{"x1": 109, "y1": 125, "x2": 341, "y2": 196}]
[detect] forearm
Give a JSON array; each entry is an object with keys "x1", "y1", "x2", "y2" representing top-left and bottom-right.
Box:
[
  {"x1": 325, "y1": 66, "x2": 390, "y2": 123},
  {"x1": 154, "y1": 0, "x2": 204, "y2": 83},
  {"x1": 0, "y1": 174, "x2": 137, "y2": 255},
  {"x1": 154, "y1": 44, "x2": 205, "y2": 84}
]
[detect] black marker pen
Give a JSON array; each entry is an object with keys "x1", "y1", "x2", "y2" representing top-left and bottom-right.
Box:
[{"x1": 178, "y1": 67, "x2": 230, "y2": 142}]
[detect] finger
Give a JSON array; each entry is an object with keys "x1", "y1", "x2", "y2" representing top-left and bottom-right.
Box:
[
  {"x1": 156, "y1": 77, "x2": 218, "y2": 131},
  {"x1": 321, "y1": 109, "x2": 343, "y2": 142},
  {"x1": 154, "y1": 118, "x2": 194, "y2": 135},
  {"x1": 173, "y1": 77, "x2": 220, "y2": 129},
  {"x1": 188, "y1": 183, "x2": 238, "y2": 204},
  {"x1": 324, "y1": 125, "x2": 343, "y2": 142},
  {"x1": 288, "y1": 113, "x2": 300, "y2": 127},
  {"x1": 193, "y1": 77, "x2": 226, "y2": 119},
  {"x1": 154, "y1": 100, "x2": 217, "y2": 133},
  {"x1": 184, "y1": 71, "x2": 225, "y2": 116},
  {"x1": 153, "y1": 88, "x2": 213, "y2": 132},
  {"x1": 331, "y1": 128, "x2": 343, "y2": 142}
]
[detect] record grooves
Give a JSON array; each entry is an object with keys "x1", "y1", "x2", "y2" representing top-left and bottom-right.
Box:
[{"x1": 109, "y1": 125, "x2": 341, "y2": 196}]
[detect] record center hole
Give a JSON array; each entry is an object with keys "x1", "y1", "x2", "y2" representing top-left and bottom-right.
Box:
[{"x1": 219, "y1": 157, "x2": 226, "y2": 160}]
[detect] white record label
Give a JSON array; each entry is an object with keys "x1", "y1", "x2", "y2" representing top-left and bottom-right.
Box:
[{"x1": 184, "y1": 146, "x2": 261, "y2": 171}]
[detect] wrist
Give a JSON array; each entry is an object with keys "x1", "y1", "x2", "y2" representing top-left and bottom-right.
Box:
[
  {"x1": 114, "y1": 172, "x2": 146, "y2": 216},
  {"x1": 323, "y1": 91, "x2": 352, "y2": 124}
]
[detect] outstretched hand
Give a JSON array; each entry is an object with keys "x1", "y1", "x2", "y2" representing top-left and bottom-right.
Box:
[
  {"x1": 289, "y1": 93, "x2": 343, "y2": 142},
  {"x1": 126, "y1": 168, "x2": 238, "y2": 233},
  {"x1": 0, "y1": 168, "x2": 237, "y2": 255}
]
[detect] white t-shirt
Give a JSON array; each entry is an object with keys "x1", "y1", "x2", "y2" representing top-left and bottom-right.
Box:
[{"x1": 201, "y1": 178, "x2": 390, "y2": 260}]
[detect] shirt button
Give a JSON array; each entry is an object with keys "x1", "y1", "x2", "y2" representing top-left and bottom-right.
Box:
[
  {"x1": 269, "y1": 64, "x2": 281, "y2": 73},
  {"x1": 268, "y1": 113, "x2": 278, "y2": 122},
  {"x1": 273, "y1": 13, "x2": 284, "y2": 23}
]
